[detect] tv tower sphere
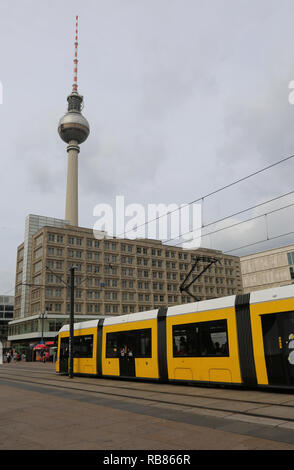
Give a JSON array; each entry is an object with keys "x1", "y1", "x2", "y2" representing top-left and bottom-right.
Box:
[{"x1": 58, "y1": 92, "x2": 90, "y2": 144}]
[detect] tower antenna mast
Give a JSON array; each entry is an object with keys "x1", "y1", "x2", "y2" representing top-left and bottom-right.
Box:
[{"x1": 73, "y1": 15, "x2": 78, "y2": 93}]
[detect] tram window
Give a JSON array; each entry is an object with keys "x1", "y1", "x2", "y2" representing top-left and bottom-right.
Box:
[
  {"x1": 173, "y1": 320, "x2": 229, "y2": 357},
  {"x1": 73, "y1": 335, "x2": 93, "y2": 358},
  {"x1": 106, "y1": 328, "x2": 152, "y2": 358}
]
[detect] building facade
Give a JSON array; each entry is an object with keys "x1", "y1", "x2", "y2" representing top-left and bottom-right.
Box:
[
  {"x1": 0, "y1": 295, "x2": 14, "y2": 349},
  {"x1": 240, "y1": 244, "x2": 294, "y2": 293},
  {"x1": 9, "y1": 215, "x2": 243, "y2": 350}
]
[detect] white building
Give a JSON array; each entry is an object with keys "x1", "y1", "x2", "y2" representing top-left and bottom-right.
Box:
[{"x1": 240, "y1": 244, "x2": 294, "y2": 293}]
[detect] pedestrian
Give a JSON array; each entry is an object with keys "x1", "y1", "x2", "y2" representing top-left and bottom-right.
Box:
[{"x1": 6, "y1": 352, "x2": 11, "y2": 363}]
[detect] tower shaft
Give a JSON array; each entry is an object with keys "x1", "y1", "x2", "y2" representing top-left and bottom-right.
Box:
[{"x1": 65, "y1": 140, "x2": 80, "y2": 226}]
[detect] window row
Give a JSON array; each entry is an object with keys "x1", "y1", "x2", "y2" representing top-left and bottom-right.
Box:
[{"x1": 67, "y1": 320, "x2": 229, "y2": 360}]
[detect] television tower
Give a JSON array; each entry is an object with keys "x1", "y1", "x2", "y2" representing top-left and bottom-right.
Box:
[{"x1": 58, "y1": 16, "x2": 90, "y2": 226}]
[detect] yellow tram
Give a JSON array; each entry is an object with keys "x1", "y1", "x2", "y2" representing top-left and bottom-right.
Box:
[{"x1": 56, "y1": 285, "x2": 294, "y2": 388}]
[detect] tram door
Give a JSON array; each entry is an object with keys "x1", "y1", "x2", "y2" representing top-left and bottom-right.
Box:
[
  {"x1": 59, "y1": 338, "x2": 69, "y2": 374},
  {"x1": 261, "y1": 312, "x2": 294, "y2": 386},
  {"x1": 119, "y1": 355, "x2": 135, "y2": 377}
]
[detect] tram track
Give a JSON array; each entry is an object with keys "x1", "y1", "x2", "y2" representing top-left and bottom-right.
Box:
[
  {"x1": 1, "y1": 366, "x2": 294, "y2": 426},
  {"x1": 2, "y1": 365, "x2": 294, "y2": 408}
]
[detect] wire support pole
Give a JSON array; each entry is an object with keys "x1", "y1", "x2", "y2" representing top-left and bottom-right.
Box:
[{"x1": 69, "y1": 266, "x2": 75, "y2": 379}]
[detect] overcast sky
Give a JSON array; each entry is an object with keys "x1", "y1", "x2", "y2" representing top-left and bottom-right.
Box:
[{"x1": 1, "y1": 0, "x2": 294, "y2": 294}]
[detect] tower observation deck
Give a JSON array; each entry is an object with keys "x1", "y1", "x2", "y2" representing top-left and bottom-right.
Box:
[{"x1": 58, "y1": 16, "x2": 89, "y2": 226}]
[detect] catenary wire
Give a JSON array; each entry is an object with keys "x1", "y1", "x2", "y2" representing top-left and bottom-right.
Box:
[
  {"x1": 114, "y1": 153, "x2": 294, "y2": 238},
  {"x1": 162, "y1": 189, "x2": 294, "y2": 245}
]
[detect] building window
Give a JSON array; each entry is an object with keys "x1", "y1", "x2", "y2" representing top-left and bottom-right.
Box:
[{"x1": 46, "y1": 274, "x2": 54, "y2": 283}]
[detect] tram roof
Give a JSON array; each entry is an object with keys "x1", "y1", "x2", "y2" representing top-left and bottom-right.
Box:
[{"x1": 58, "y1": 284, "x2": 294, "y2": 333}]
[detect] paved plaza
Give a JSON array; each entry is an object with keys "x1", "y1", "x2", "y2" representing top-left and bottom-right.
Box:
[{"x1": 1, "y1": 362, "x2": 294, "y2": 451}]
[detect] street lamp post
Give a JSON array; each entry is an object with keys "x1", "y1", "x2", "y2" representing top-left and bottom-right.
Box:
[
  {"x1": 68, "y1": 266, "x2": 75, "y2": 379},
  {"x1": 40, "y1": 311, "x2": 47, "y2": 344}
]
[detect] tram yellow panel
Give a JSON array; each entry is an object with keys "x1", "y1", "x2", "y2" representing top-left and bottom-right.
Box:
[
  {"x1": 174, "y1": 368, "x2": 193, "y2": 381},
  {"x1": 135, "y1": 358, "x2": 158, "y2": 379},
  {"x1": 249, "y1": 307, "x2": 268, "y2": 385},
  {"x1": 166, "y1": 308, "x2": 242, "y2": 385},
  {"x1": 103, "y1": 358, "x2": 120, "y2": 376},
  {"x1": 209, "y1": 368, "x2": 232, "y2": 383},
  {"x1": 101, "y1": 319, "x2": 159, "y2": 380}
]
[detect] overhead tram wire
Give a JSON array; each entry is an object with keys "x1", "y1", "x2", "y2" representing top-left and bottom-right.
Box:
[
  {"x1": 114, "y1": 153, "x2": 294, "y2": 239},
  {"x1": 168, "y1": 200, "x2": 294, "y2": 249},
  {"x1": 224, "y1": 229, "x2": 294, "y2": 255},
  {"x1": 162, "y1": 189, "x2": 294, "y2": 247},
  {"x1": 25, "y1": 191, "x2": 294, "y2": 287},
  {"x1": 15, "y1": 191, "x2": 294, "y2": 299}
]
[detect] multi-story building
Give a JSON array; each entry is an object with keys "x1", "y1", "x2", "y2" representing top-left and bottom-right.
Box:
[
  {"x1": 8, "y1": 214, "x2": 243, "y2": 351},
  {"x1": 240, "y1": 243, "x2": 294, "y2": 293},
  {"x1": 0, "y1": 295, "x2": 14, "y2": 349}
]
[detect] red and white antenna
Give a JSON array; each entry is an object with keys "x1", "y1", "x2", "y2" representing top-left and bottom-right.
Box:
[{"x1": 72, "y1": 15, "x2": 79, "y2": 92}]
